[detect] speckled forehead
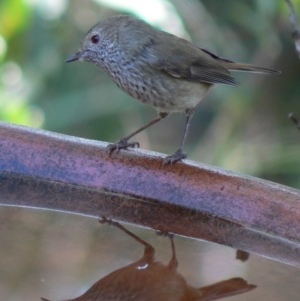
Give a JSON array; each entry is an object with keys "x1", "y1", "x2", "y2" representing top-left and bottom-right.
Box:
[
  {"x1": 87, "y1": 21, "x2": 102, "y2": 35},
  {"x1": 84, "y1": 19, "x2": 118, "y2": 42},
  {"x1": 79, "y1": 22, "x2": 101, "y2": 49},
  {"x1": 83, "y1": 24, "x2": 101, "y2": 42}
]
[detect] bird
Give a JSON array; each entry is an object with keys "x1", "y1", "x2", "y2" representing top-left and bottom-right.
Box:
[
  {"x1": 41, "y1": 216, "x2": 256, "y2": 301},
  {"x1": 66, "y1": 14, "x2": 279, "y2": 164}
]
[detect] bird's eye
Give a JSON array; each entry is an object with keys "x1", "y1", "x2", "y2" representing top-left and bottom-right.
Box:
[{"x1": 91, "y1": 34, "x2": 100, "y2": 44}]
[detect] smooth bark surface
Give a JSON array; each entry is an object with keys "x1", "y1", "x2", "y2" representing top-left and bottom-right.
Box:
[{"x1": 0, "y1": 121, "x2": 299, "y2": 266}]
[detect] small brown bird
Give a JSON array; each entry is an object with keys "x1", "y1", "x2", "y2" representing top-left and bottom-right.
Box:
[
  {"x1": 41, "y1": 217, "x2": 256, "y2": 301},
  {"x1": 66, "y1": 15, "x2": 279, "y2": 164}
]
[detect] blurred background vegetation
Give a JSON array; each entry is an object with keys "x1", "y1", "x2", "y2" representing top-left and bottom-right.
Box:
[{"x1": 1, "y1": 0, "x2": 300, "y2": 188}]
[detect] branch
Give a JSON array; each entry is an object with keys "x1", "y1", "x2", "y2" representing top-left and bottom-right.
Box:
[
  {"x1": 286, "y1": 0, "x2": 300, "y2": 58},
  {"x1": 0, "y1": 121, "x2": 300, "y2": 266},
  {"x1": 288, "y1": 112, "x2": 300, "y2": 129}
]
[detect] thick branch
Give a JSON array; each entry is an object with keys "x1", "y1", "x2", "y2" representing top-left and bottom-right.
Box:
[{"x1": 0, "y1": 121, "x2": 300, "y2": 266}]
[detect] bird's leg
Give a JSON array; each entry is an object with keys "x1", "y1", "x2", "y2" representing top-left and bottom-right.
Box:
[
  {"x1": 99, "y1": 216, "x2": 155, "y2": 263},
  {"x1": 108, "y1": 112, "x2": 169, "y2": 154},
  {"x1": 167, "y1": 234, "x2": 178, "y2": 271},
  {"x1": 163, "y1": 108, "x2": 195, "y2": 165},
  {"x1": 156, "y1": 230, "x2": 178, "y2": 271}
]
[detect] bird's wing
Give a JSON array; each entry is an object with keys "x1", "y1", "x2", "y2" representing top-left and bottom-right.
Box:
[
  {"x1": 199, "y1": 47, "x2": 280, "y2": 74},
  {"x1": 147, "y1": 33, "x2": 238, "y2": 86}
]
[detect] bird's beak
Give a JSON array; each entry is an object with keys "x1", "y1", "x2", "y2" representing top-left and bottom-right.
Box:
[{"x1": 65, "y1": 51, "x2": 83, "y2": 63}]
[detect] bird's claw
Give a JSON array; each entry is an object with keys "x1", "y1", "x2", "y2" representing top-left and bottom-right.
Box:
[
  {"x1": 107, "y1": 138, "x2": 140, "y2": 154},
  {"x1": 163, "y1": 149, "x2": 187, "y2": 165},
  {"x1": 98, "y1": 216, "x2": 109, "y2": 225},
  {"x1": 156, "y1": 229, "x2": 173, "y2": 239},
  {"x1": 99, "y1": 216, "x2": 118, "y2": 228}
]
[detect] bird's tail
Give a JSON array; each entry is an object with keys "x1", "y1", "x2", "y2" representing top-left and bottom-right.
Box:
[
  {"x1": 199, "y1": 47, "x2": 280, "y2": 75},
  {"x1": 197, "y1": 277, "x2": 256, "y2": 301},
  {"x1": 221, "y1": 61, "x2": 280, "y2": 74}
]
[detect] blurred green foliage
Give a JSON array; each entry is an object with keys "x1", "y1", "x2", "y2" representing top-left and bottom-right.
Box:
[{"x1": 1, "y1": 0, "x2": 300, "y2": 187}]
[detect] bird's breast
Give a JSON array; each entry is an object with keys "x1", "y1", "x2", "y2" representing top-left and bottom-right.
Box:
[{"x1": 104, "y1": 59, "x2": 211, "y2": 112}]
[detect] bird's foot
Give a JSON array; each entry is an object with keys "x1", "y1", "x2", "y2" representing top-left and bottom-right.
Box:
[
  {"x1": 99, "y1": 216, "x2": 110, "y2": 225},
  {"x1": 107, "y1": 138, "x2": 139, "y2": 154},
  {"x1": 163, "y1": 149, "x2": 187, "y2": 165},
  {"x1": 99, "y1": 216, "x2": 118, "y2": 227},
  {"x1": 156, "y1": 229, "x2": 173, "y2": 239}
]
